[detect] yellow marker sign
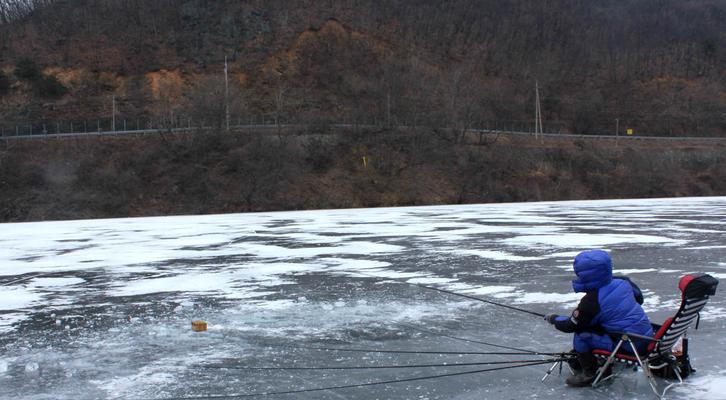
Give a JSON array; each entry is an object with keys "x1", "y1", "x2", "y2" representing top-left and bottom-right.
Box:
[{"x1": 626, "y1": 128, "x2": 634, "y2": 135}]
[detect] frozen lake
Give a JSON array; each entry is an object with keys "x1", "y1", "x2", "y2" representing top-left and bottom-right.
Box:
[{"x1": 1, "y1": 197, "x2": 725, "y2": 400}]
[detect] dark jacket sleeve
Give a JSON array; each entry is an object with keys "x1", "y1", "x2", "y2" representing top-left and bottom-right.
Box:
[{"x1": 553, "y1": 291, "x2": 600, "y2": 333}]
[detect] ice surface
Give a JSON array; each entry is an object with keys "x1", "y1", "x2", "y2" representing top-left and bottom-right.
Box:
[
  {"x1": 672, "y1": 371, "x2": 726, "y2": 400},
  {"x1": 502, "y1": 291, "x2": 584, "y2": 306},
  {"x1": 613, "y1": 268, "x2": 659, "y2": 274},
  {"x1": 503, "y1": 233, "x2": 685, "y2": 247},
  {"x1": 27, "y1": 277, "x2": 85, "y2": 287},
  {"x1": 0, "y1": 286, "x2": 43, "y2": 310},
  {"x1": 458, "y1": 285, "x2": 517, "y2": 296},
  {"x1": 1, "y1": 196, "x2": 725, "y2": 399},
  {"x1": 442, "y1": 249, "x2": 544, "y2": 261}
]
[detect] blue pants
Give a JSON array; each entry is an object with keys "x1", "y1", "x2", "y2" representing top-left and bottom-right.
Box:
[
  {"x1": 573, "y1": 332, "x2": 648, "y2": 354},
  {"x1": 573, "y1": 332, "x2": 614, "y2": 353}
]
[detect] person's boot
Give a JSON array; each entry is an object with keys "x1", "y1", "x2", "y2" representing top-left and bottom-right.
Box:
[
  {"x1": 565, "y1": 352, "x2": 599, "y2": 387},
  {"x1": 565, "y1": 349, "x2": 582, "y2": 372}
]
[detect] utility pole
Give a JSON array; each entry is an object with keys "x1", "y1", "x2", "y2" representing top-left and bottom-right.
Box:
[
  {"x1": 386, "y1": 91, "x2": 391, "y2": 127},
  {"x1": 615, "y1": 118, "x2": 620, "y2": 147},
  {"x1": 224, "y1": 55, "x2": 230, "y2": 131},
  {"x1": 112, "y1": 95, "x2": 116, "y2": 132},
  {"x1": 535, "y1": 81, "x2": 543, "y2": 140},
  {"x1": 615, "y1": 117, "x2": 620, "y2": 140}
]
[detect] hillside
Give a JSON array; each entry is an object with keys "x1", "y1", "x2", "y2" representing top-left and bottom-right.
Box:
[
  {"x1": 1, "y1": 128, "x2": 724, "y2": 222},
  {"x1": 1, "y1": 1, "x2": 726, "y2": 222},
  {"x1": 1, "y1": 0, "x2": 725, "y2": 136}
]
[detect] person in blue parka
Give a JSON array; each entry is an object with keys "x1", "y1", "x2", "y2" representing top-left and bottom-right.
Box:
[{"x1": 544, "y1": 249, "x2": 654, "y2": 387}]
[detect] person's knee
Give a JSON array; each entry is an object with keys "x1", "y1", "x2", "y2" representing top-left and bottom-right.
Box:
[
  {"x1": 573, "y1": 333, "x2": 592, "y2": 353},
  {"x1": 574, "y1": 332, "x2": 613, "y2": 353}
]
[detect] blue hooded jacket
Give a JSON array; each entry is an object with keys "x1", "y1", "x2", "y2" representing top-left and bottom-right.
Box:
[{"x1": 571, "y1": 250, "x2": 653, "y2": 338}]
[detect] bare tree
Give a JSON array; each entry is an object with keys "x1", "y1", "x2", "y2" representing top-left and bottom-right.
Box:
[
  {"x1": 184, "y1": 75, "x2": 246, "y2": 132},
  {"x1": 439, "y1": 62, "x2": 485, "y2": 143}
]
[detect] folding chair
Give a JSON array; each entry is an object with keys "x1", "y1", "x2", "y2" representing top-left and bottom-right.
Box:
[{"x1": 591, "y1": 273, "x2": 718, "y2": 398}]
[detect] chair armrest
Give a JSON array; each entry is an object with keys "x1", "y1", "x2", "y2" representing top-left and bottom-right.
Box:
[{"x1": 609, "y1": 331, "x2": 659, "y2": 343}]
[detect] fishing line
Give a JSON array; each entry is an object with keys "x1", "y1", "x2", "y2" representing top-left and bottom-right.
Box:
[
  {"x1": 351, "y1": 270, "x2": 545, "y2": 318},
  {"x1": 131, "y1": 359, "x2": 562, "y2": 400},
  {"x1": 1, "y1": 273, "x2": 48, "y2": 286},
  {"x1": 256, "y1": 343, "x2": 557, "y2": 356},
  {"x1": 128, "y1": 261, "x2": 557, "y2": 400},
  {"x1": 199, "y1": 358, "x2": 563, "y2": 370},
  {"x1": 397, "y1": 322, "x2": 557, "y2": 355}
]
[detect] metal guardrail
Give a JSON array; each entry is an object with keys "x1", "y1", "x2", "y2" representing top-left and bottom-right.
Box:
[
  {"x1": 468, "y1": 129, "x2": 726, "y2": 142},
  {"x1": 0, "y1": 124, "x2": 278, "y2": 140},
  {"x1": 1, "y1": 123, "x2": 725, "y2": 142}
]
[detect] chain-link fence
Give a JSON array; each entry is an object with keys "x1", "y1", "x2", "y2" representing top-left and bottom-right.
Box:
[
  {"x1": 0, "y1": 115, "x2": 282, "y2": 137},
  {"x1": 0, "y1": 114, "x2": 720, "y2": 140}
]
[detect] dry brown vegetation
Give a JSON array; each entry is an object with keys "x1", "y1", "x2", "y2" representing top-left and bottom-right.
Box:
[
  {"x1": 1, "y1": 129, "x2": 724, "y2": 222},
  {"x1": 1, "y1": 1, "x2": 725, "y2": 222},
  {"x1": 0, "y1": 1, "x2": 725, "y2": 136}
]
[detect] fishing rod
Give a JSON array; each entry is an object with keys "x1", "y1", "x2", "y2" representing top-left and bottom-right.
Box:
[
  {"x1": 132, "y1": 359, "x2": 564, "y2": 400},
  {"x1": 199, "y1": 357, "x2": 564, "y2": 370},
  {"x1": 252, "y1": 342, "x2": 562, "y2": 356},
  {"x1": 351, "y1": 270, "x2": 545, "y2": 318}
]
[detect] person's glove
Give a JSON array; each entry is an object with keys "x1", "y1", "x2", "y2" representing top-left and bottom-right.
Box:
[{"x1": 544, "y1": 313, "x2": 558, "y2": 324}]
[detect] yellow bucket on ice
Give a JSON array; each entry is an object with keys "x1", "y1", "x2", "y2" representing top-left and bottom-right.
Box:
[{"x1": 191, "y1": 320, "x2": 207, "y2": 332}]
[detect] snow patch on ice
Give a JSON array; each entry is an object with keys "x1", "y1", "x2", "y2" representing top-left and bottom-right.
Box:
[
  {"x1": 108, "y1": 261, "x2": 325, "y2": 298},
  {"x1": 0, "y1": 313, "x2": 26, "y2": 333},
  {"x1": 92, "y1": 365, "x2": 182, "y2": 398},
  {"x1": 698, "y1": 307, "x2": 726, "y2": 321},
  {"x1": 673, "y1": 371, "x2": 726, "y2": 400},
  {"x1": 28, "y1": 277, "x2": 85, "y2": 288},
  {"x1": 110, "y1": 272, "x2": 238, "y2": 297},
  {"x1": 232, "y1": 241, "x2": 405, "y2": 259},
  {"x1": 224, "y1": 298, "x2": 479, "y2": 340},
  {"x1": 445, "y1": 249, "x2": 543, "y2": 261},
  {"x1": 0, "y1": 286, "x2": 43, "y2": 310},
  {"x1": 327, "y1": 258, "x2": 421, "y2": 280},
  {"x1": 458, "y1": 286, "x2": 517, "y2": 296},
  {"x1": 641, "y1": 295, "x2": 680, "y2": 313},
  {"x1": 247, "y1": 299, "x2": 298, "y2": 310},
  {"x1": 366, "y1": 270, "x2": 422, "y2": 279},
  {"x1": 613, "y1": 268, "x2": 658, "y2": 274},
  {"x1": 504, "y1": 233, "x2": 685, "y2": 248},
  {"x1": 322, "y1": 258, "x2": 392, "y2": 271},
  {"x1": 545, "y1": 251, "x2": 581, "y2": 259},
  {"x1": 496, "y1": 291, "x2": 582, "y2": 306},
  {"x1": 406, "y1": 277, "x2": 457, "y2": 285},
  {"x1": 0, "y1": 222, "x2": 404, "y2": 278}
]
